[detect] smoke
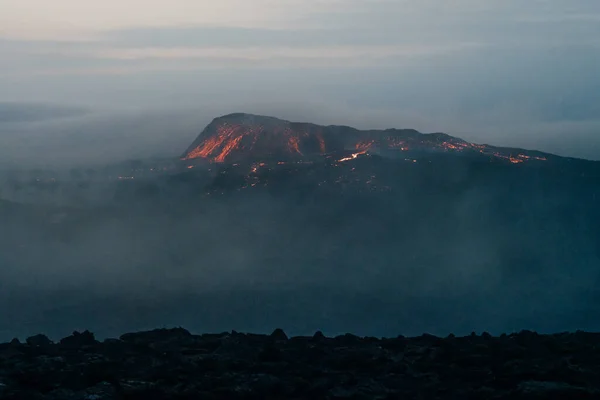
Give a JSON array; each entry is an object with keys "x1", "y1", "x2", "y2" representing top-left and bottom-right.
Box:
[
  {"x1": 1, "y1": 103, "x2": 598, "y2": 173},
  {"x1": 1, "y1": 104, "x2": 599, "y2": 341},
  {"x1": 1, "y1": 158, "x2": 599, "y2": 341},
  {"x1": 0, "y1": 107, "x2": 213, "y2": 168}
]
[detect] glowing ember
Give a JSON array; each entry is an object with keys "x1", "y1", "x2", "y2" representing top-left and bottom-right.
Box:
[
  {"x1": 510, "y1": 156, "x2": 524, "y2": 164},
  {"x1": 338, "y1": 150, "x2": 367, "y2": 162},
  {"x1": 442, "y1": 142, "x2": 458, "y2": 150},
  {"x1": 288, "y1": 136, "x2": 303, "y2": 155},
  {"x1": 184, "y1": 124, "x2": 246, "y2": 161},
  {"x1": 356, "y1": 140, "x2": 375, "y2": 151},
  {"x1": 317, "y1": 134, "x2": 327, "y2": 153},
  {"x1": 182, "y1": 115, "x2": 552, "y2": 165},
  {"x1": 214, "y1": 135, "x2": 244, "y2": 162},
  {"x1": 386, "y1": 137, "x2": 408, "y2": 149}
]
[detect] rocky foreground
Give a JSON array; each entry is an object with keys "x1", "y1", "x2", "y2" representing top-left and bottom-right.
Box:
[{"x1": 1, "y1": 329, "x2": 600, "y2": 399}]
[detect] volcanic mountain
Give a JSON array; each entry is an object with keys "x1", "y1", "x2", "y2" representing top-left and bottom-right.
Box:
[{"x1": 182, "y1": 113, "x2": 553, "y2": 164}]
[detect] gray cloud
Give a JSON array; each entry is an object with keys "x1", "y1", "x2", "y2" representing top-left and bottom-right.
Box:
[
  {"x1": 105, "y1": 27, "x2": 407, "y2": 48},
  {"x1": 0, "y1": 0, "x2": 599, "y2": 160},
  {"x1": 0, "y1": 102, "x2": 87, "y2": 123}
]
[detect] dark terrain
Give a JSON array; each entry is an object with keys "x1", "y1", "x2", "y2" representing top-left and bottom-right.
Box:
[
  {"x1": 2, "y1": 328, "x2": 600, "y2": 399},
  {"x1": 1, "y1": 113, "x2": 599, "y2": 339}
]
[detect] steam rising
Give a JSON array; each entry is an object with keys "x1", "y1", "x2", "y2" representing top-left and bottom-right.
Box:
[{"x1": 1, "y1": 107, "x2": 599, "y2": 341}]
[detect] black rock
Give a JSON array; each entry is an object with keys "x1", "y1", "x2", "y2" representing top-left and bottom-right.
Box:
[
  {"x1": 2, "y1": 328, "x2": 600, "y2": 399},
  {"x1": 270, "y1": 328, "x2": 288, "y2": 341},
  {"x1": 25, "y1": 334, "x2": 52, "y2": 347},
  {"x1": 60, "y1": 330, "x2": 97, "y2": 347},
  {"x1": 259, "y1": 344, "x2": 283, "y2": 363},
  {"x1": 313, "y1": 331, "x2": 326, "y2": 340},
  {"x1": 120, "y1": 327, "x2": 191, "y2": 343},
  {"x1": 335, "y1": 333, "x2": 361, "y2": 345}
]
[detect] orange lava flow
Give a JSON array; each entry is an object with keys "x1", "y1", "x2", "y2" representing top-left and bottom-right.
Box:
[
  {"x1": 442, "y1": 142, "x2": 459, "y2": 150},
  {"x1": 182, "y1": 123, "x2": 550, "y2": 165},
  {"x1": 214, "y1": 135, "x2": 244, "y2": 162},
  {"x1": 338, "y1": 149, "x2": 367, "y2": 162},
  {"x1": 288, "y1": 136, "x2": 303, "y2": 155},
  {"x1": 183, "y1": 124, "x2": 242, "y2": 161},
  {"x1": 387, "y1": 139, "x2": 406, "y2": 149},
  {"x1": 184, "y1": 135, "x2": 227, "y2": 160},
  {"x1": 184, "y1": 124, "x2": 259, "y2": 162},
  {"x1": 355, "y1": 140, "x2": 375, "y2": 151},
  {"x1": 509, "y1": 156, "x2": 524, "y2": 164},
  {"x1": 317, "y1": 134, "x2": 326, "y2": 153}
]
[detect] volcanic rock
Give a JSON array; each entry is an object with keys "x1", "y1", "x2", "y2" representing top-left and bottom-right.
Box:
[
  {"x1": 313, "y1": 330, "x2": 326, "y2": 340},
  {"x1": 25, "y1": 334, "x2": 52, "y2": 347},
  {"x1": 182, "y1": 113, "x2": 554, "y2": 164},
  {"x1": 1, "y1": 328, "x2": 600, "y2": 399},
  {"x1": 270, "y1": 328, "x2": 288, "y2": 341},
  {"x1": 59, "y1": 330, "x2": 97, "y2": 348}
]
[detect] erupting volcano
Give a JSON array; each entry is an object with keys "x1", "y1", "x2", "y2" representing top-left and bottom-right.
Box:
[
  {"x1": 182, "y1": 113, "x2": 340, "y2": 163},
  {"x1": 182, "y1": 113, "x2": 553, "y2": 164}
]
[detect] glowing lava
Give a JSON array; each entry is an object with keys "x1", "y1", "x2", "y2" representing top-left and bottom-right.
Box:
[
  {"x1": 318, "y1": 133, "x2": 327, "y2": 153},
  {"x1": 214, "y1": 134, "x2": 244, "y2": 162},
  {"x1": 510, "y1": 156, "x2": 524, "y2": 164},
  {"x1": 356, "y1": 140, "x2": 375, "y2": 151},
  {"x1": 338, "y1": 150, "x2": 368, "y2": 162},
  {"x1": 183, "y1": 116, "x2": 319, "y2": 162},
  {"x1": 182, "y1": 114, "x2": 552, "y2": 165},
  {"x1": 288, "y1": 135, "x2": 303, "y2": 155},
  {"x1": 183, "y1": 123, "x2": 252, "y2": 161}
]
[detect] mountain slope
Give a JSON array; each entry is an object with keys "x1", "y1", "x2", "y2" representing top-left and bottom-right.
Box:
[{"x1": 182, "y1": 113, "x2": 554, "y2": 164}]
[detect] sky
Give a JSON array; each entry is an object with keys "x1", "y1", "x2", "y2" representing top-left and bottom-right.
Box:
[{"x1": 1, "y1": 0, "x2": 600, "y2": 160}]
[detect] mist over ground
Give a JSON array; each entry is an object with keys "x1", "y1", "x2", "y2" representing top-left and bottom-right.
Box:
[
  {"x1": 1, "y1": 135, "x2": 599, "y2": 340},
  {"x1": 0, "y1": 100, "x2": 599, "y2": 171},
  {"x1": 1, "y1": 0, "x2": 599, "y2": 342}
]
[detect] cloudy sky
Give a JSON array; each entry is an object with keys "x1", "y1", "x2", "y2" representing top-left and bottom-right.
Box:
[{"x1": 1, "y1": 0, "x2": 599, "y2": 160}]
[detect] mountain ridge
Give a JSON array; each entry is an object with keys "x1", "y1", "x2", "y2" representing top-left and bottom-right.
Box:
[{"x1": 182, "y1": 113, "x2": 558, "y2": 165}]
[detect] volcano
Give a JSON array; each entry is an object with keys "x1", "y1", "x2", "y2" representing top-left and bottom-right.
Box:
[
  {"x1": 182, "y1": 113, "x2": 552, "y2": 164},
  {"x1": 182, "y1": 113, "x2": 342, "y2": 163}
]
